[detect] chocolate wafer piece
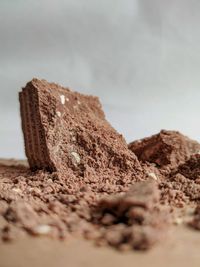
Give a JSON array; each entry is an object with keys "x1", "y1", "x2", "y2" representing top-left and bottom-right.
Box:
[
  {"x1": 129, "y1": 130, "x2": 200, "y2": 169},
  {"x1": 19, "y1": 79, "x2": 142, "y2": 181}
]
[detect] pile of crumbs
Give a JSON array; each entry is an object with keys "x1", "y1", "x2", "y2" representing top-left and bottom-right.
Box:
[
  {"x1": 1, "y1": 78, "x2": 200, "y2": 251},
  {"x1": 1, "y1": 149, "x2": 199, "y2": 251}
]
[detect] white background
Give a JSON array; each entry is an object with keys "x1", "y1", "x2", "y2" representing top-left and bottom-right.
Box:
[{"x1": 0, "y1": 0, "x2": 200, "y2": 158}]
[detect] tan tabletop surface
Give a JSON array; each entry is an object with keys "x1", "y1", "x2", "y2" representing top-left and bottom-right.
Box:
[{"x1": 1, "y1": 226, "x2": 200, "y2": 267}]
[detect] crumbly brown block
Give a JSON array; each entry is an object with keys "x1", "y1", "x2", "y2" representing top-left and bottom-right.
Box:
[
  {"x1": 128, "y1": 130, "x2": 200, "y2": 169},
  {"x1": 91, "y1": 180, "x2": 170, "y2": 250},
  {"x1": 19, "y1": 79, "x2": 142, "y2": 184}
]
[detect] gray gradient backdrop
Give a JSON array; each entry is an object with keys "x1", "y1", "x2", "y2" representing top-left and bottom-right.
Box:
[{"x1": 0, "y1": 0, "x2": 200, "y2": 158}]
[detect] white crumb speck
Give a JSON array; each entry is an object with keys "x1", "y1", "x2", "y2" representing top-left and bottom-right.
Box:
[
  {"x1": 60, "y1": 95, "x2": 65, "y2": 105},
  {"x1": 71, "y1": 152, "x2": 81, "y2": 164},
  {"x1": 77, "y1": 100, "x2": 81, "y2": 105},
  {"x1": 174, "y1": 217, "x2": 183, "y2": 225},
  {"x1": 71, "y1": 136, "x2": 76, "y2": 141},
  {"x1": 12, "y1": 188, "x2": 21, "y2": 193},
  {"x1": 56, "y1": 111, "x2": 61, "y2": 117},
  {"x1": 148, "y1": 172, "x2": 157, "y2": 180},
  {"x1": 28, "y1": 188, "x2": 41, "y2": 194},
  {"x1": 66, "y1": 97, "x2": 69, "y2": 102},
  {"x1": 33, "y1": 225, "x2": 51, "y2": 235}
]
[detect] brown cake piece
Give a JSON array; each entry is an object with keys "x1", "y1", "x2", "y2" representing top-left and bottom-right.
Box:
[
  {"x1": 128, "y1": 130, "x2": 200, "y2": 169},
  {"x1": 19, "y1": 79, "x2": 142, "y2": 183}
]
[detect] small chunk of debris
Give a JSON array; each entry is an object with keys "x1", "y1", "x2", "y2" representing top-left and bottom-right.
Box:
[
  {"x1": 12, "y1": 188, "x2": 22, "y2": 193},
  {"x1": 71, "y1": 152, "x2": 81, "y2": 164},
  {"x1": 32, "y1": 225, "x2": 51, "y2": 235},
  {"x1": 148, "y1": 172, "x2": 157, "y2": 180},
  {"x1": 56, "y1": 111, "x2": 61, "y2": 117}
]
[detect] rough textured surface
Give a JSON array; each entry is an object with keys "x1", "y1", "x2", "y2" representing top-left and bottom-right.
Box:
[
  {"x1": 19, "y1": 79, "x2": 142, "y2": 187},
  {"x1": 0, "y1": 161, "x2": 169, "y2": 251},
  {"x1": 1, "y1": 144, "x2": 200, "y2": 249},
  {"x1": 159, "y1": 154, "x2": 200, "y2": 207},
  {"x1": 0, "y1": 160, "x2": 168, "y2": 251},
  {"x1": 128, "y1": 130, "x2": 200, "y2": 169},
  {"x1": 129, "y1": 132, "x2": 200, "y2": 212},
  {"x1": 175, "y1": 154, "x2": 200, "y2": 181},
  {"x1": 1, "y1": 79, "x2": 200, "y2": 253},
  {"x1": 91, "y1": 180, "x2": 169, "y2": 250}
]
